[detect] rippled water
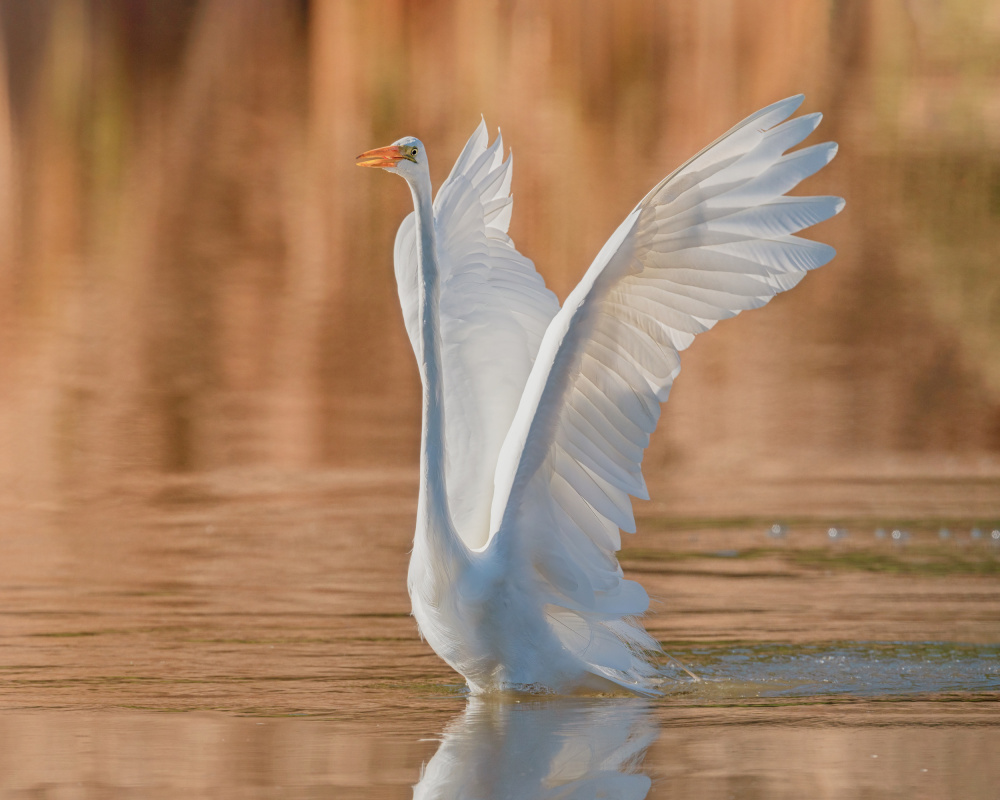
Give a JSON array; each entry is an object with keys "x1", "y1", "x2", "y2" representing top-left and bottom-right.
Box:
[
  {"x1": 2, "y1": 475, "x2": 998, "y2": 797},
  {"x1": 675, "y1": 641, "x2": 1000, "y2": 698},
  {"x1": 3, "y1": 696, "x2": 995, "y2": 798}
]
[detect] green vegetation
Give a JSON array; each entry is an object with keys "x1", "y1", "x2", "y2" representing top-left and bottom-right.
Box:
[
  {"x1": 635, "y1": 514, "x2": 1000, "y2": 533},
  {"x1": 621, "y1": 543, "x2": 1000, "y2": 576},
  {"x1": 787, "y1": 547, "x2": 1000, "y2": 576}
]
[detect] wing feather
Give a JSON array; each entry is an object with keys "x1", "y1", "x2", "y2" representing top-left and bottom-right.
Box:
[{"x1": 486, "y1": 95, "x2": 843, "y2": 692}]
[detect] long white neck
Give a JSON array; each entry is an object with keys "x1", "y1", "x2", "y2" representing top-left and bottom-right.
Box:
[{"x1": 406, "y1": 172, "x2": 464, "y2": 562}]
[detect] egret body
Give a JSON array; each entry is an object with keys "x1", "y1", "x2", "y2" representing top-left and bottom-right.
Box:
[{"x1": 357, "y1": 97, "x2": 843, "y2": 695}]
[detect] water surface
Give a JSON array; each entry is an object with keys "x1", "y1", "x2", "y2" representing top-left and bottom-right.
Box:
[{"x1": 2, "y1": 475, "x2": 999, "y2": 797}]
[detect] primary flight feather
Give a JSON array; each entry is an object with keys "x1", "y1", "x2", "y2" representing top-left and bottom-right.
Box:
[{"x1": 357, "y1": 95, "x2": 843, "y2": 695}]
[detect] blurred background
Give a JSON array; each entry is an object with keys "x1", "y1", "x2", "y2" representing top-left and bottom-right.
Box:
[{"x1": 0, "y1": 0, "x2": 998, "y2": 519}]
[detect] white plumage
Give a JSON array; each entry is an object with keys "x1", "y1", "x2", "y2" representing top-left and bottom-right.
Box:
[
  {"x1": 412, "y1": 698, "x2": 657, "y2": 798},
  {"x1": 357, "y1": 95, "x2": 843, "y2": 695}
]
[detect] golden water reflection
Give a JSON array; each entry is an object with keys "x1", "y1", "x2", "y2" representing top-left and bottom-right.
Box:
[{"x1": 1, "y1": 704, "x2": 998, "y2": 798}]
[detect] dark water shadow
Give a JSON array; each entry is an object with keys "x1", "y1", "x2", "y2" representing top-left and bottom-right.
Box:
[{"x1": 664, "y1": 641, "x2": 1000, "y2": 703}]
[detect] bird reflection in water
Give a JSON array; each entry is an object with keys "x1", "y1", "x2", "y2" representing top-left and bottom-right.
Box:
[{"x1": 412, "y1": 698, "x2": 657, "y2": 799}]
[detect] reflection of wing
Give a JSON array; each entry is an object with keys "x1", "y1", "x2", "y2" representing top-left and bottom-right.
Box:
[
  {"x1": 412, "y1": 699, "x2": 656, "y2": 800},
  {"x1": 394, "y1": 122, "x2": 559, "y2": 549},
  {"x1": 487, "y1": 96, "x2": 843, "y2": 690}
]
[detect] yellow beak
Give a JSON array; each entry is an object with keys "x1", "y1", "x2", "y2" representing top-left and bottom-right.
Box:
[{"x1": 356, "y1": 144, "x2": 407, "y2": 168}]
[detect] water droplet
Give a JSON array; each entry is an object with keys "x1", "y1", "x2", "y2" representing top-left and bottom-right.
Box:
[
  {"x1": 971, "y1": 528, "x2": 982, "y2": 540},
  {"x1": 938, "y1": 527, "x2": 951, "y2": 540},
  {"x1": 768, "y1": 523, "x2": 787, "y2": 539},
  {"x1": 875, "y1": 528, "x2": 886, "y2": 539}
]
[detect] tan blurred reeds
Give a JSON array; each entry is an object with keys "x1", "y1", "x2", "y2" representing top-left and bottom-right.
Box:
[{"x1": 0, "y1": 0, "x2": 997, "y2": 508}]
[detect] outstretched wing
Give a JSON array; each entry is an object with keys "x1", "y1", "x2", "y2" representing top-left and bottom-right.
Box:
[
  {"x1": 486, "y1": 96, "x2": 843, "y2": 687},
  {"x1": 394, "y1": 122, "x2": 560, "y2": 549}
]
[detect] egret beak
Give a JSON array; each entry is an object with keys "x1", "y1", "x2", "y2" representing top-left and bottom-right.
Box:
[{"x1": 356, "y1": 144, "x2": 406, "y2": 168}]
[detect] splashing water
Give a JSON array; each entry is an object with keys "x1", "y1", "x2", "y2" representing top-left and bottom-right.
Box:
[{"x1": 666, "y1": 642, "x2": 1000, "y2": 701}]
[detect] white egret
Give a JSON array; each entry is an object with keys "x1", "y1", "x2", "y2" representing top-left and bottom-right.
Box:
[{"x1": 357, "y1": 96, "x2": 843, "y2": 695}]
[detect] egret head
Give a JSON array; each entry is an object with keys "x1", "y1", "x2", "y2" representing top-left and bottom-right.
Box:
[{"x1": 356, "y1": 136, "x2": 426, "y2": 179}]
